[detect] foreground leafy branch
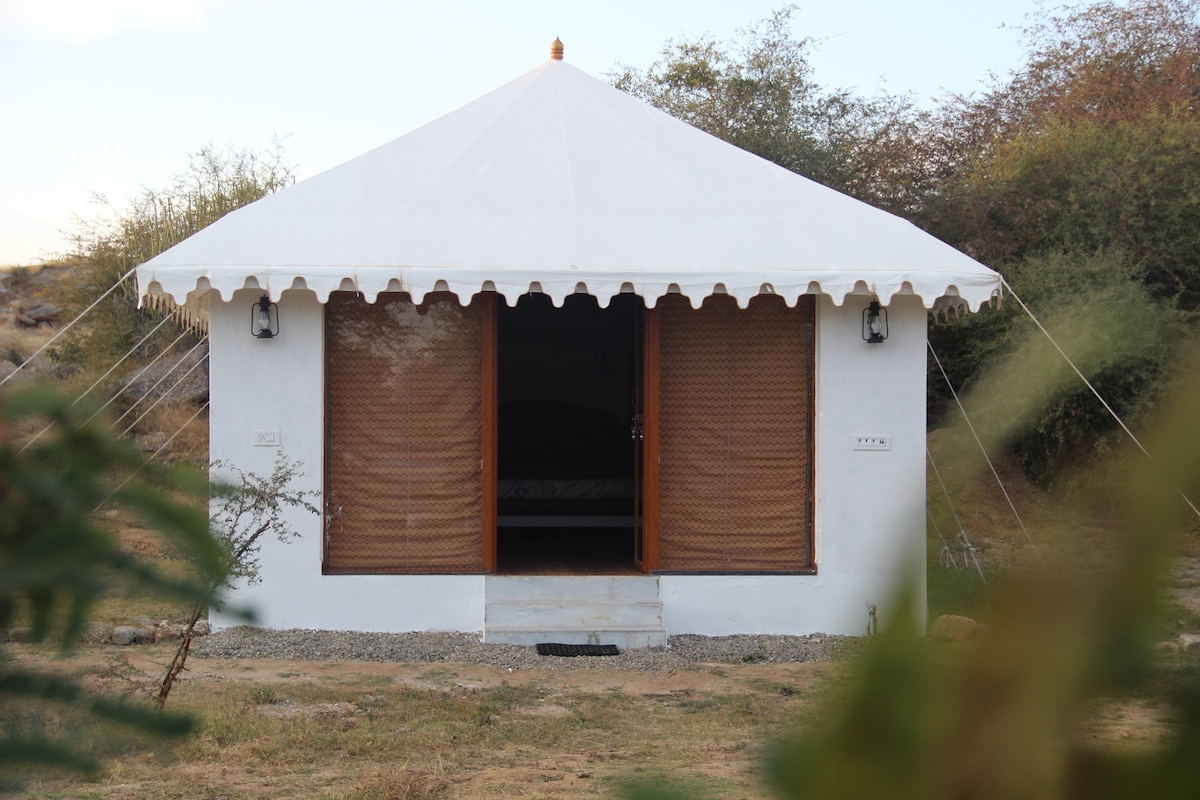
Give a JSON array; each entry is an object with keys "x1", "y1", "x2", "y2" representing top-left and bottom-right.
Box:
[{"x1": 0, "y1": 386, "x2": 224, "y2": 783}]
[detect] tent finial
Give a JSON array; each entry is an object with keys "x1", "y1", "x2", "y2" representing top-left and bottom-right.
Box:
[{"x1": 550, "y1": 37, "x2": 564, "y2": 61}]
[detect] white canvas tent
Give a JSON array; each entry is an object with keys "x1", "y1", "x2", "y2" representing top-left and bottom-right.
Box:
[
  {"x1": 137, "y1": 48, "x2": 1002, "y2": 646},
  {"x1": 138, "y1": 57, "x2": 999, "y2": 315}
]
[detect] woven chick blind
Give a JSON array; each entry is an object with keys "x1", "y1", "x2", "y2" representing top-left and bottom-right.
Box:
[
  {"x1": 325, "y1": 292, "x2": 484, "y2": 572},
  {"x1": 657, "y1": 294, "x2": 813, "y2": 571}
]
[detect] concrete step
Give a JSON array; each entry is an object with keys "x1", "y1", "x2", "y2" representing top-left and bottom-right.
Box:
[
  {"x1": 485, "y1": 575, "x2": 661, "y2": 602},
  {"x1": 483, "y1": 575, "x2": 666, "y2": 650},
  {"x1": 486, "y1": 598, "x2": 662, "y2": 627},
  {"x1": 483, "y1": 624, "x2": 667, "y2": 649}
]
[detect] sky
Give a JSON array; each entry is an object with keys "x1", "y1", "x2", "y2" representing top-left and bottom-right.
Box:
[{"x1": 0, "y1": 0, "x2": 1050, "y2": 266}]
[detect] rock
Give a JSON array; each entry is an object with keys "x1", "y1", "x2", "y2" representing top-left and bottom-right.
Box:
[
  {"x1": 155, "y1": 624, "x2": 186, "y2": 643},
  {"x1": 192, "y1": 620, "x2": 211, "y2": 637},
  {"x1": 1155, "y1": 641, "x2": 1181, "y2": 655},
  {"x1": 0, "y1": 360, "x2": 16, "y2": 380},
  {"x1": 111, "y1": 626, "x2": 139, "y2": 646},
  {"x1": 128, "y1": 345, "x2": 210, "y2": 405},
  {"x1": 111, "y1": 625, "x2": 157, "y2": 646},
  {"x1": 928, "y1": 614, "x2": 978, "y2": 641},
  {"x1": 1179, "y1": 632, "x2": 1200, "y2": 652},
  {"x1": 135, "y1": 432, "x2": 169, "y2": 453},
  {"x1": 25, "y1": 304, "x2": 60, "y2": 323},
  {"x1": 8, "y1": 627, "x2": 36, "y2": 643}
]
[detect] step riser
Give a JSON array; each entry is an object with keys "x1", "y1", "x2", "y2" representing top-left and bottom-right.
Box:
[
  {"x1": 483, "y1": 576, "x2": 666, "y2": 650},
  {"x1": 484, "y1": 627, "x2": 667, "y2": 649},
  {"x1": 486, "y1": 601, "x2": 662, "y2": 628}
]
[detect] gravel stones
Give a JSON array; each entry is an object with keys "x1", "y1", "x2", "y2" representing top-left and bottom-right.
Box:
[{"x1": 195, "y1": 627, "x2": 863, "y2": 672}]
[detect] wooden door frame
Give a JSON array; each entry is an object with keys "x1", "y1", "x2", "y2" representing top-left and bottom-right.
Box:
[
  {"x1": 481, "y1": 292, "x2": 498, "y2": 572},
  {"x1": 481, "y1": 291, "x2": 660, "y2": 575},
  {"x1": 641, "y1": 304, "x2": 662, "y2": 572}
]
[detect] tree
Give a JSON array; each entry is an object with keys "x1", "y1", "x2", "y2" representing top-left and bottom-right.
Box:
[
  {"x1": 924, "y1": 0, "x2": 1200, "y2": 300},
  {"x1": 610, "y1": 6, "x2": 927, "y2": 213},
  {"x1": 156, "y1": 454, "x2": 318, "y2": 708},
  {"x1": 0, "y1": 386, "x2": 225, "y2": 785},
  {"x1": 917, "y1": 0, "x2": 1200, "y2": 484},
  {"x1": 52, "y1": 142, "x2": 294, "y2": 368}
]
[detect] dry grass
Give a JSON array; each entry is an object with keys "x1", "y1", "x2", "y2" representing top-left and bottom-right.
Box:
[
  {"x1": 6, "y1": 650, "x2": 831, "y2": 799},
  {"x1": 0, "y1": 326, "x2": 54, "y2": 366},
  {"x1": 131, "y1": 400, "x2": 210, "y2": 462}
]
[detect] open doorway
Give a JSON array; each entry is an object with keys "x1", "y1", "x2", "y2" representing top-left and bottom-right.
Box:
[{"x1": 496, "y1": 293, "x2": 643, "y2": 574}]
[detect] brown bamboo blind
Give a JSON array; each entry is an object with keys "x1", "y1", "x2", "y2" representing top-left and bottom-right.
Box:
[
  {"x1": 325, "y1": 292, "x2": 484, "y2": 572},
  {"x1": 658, "y1": 293, "x2": 813, "y2": 571}
]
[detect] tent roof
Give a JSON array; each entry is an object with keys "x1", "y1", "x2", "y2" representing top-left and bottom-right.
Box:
[{"x1": 136, "y1": 57, "x2": 1002, "y2": 316}]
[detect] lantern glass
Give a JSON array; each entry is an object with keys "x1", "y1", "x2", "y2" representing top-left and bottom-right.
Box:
[
  {"x1": 862, "y1": 299, "x2": 887, "y2": 344},
  {"x1": 252, "y1": 295, "x2": 279, "y2": 339}
]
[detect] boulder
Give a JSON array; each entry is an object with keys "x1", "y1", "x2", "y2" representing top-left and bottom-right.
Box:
[
  {"x1": 155, "y1": 624, "x2": 186, "y2": 643},
  {"x1": 111, "y1": 626, "x2": 140, "y2": 646},
  {"x1": 111, "y1": 625, "x2": 157, "y2": 646},
  {"x1": 928, "y1": 614, "x2": 978, "y2": 641},
  {"x1": 1179, "y1": 632, "x2": 1200, "y2": 652},
  {"x1": 128, "y1": 345, "x2": 210, "y2": 405},
  {"x1": 25, "y1": 304, "x2": 60, "y2": 323}
]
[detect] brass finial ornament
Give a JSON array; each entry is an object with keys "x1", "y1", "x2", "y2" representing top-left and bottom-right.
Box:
[{"x1": 550, "y1": 37, "x2": 564, "y2": 60}]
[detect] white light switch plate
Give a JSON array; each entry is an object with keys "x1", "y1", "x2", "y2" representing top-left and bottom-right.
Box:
[{"x1": 254, "y1": 430, "x2": 280, "y2": 447}]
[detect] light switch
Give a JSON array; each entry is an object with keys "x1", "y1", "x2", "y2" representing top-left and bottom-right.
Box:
[{"x1": 254, "y1": 430, "x2": 280, "y2": 447}]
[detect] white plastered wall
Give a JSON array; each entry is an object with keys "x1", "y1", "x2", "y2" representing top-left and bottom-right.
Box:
[
  {"x1": 208, "y1": 288, "x2": 485, "y2": 633},
  {"x1": 209, "y1": 290, "x2": 926, "y2": 637}
]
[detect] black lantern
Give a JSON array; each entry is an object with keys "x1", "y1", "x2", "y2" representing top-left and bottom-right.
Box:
[
  {"x1": 251, "y1": 295, "x2": 279, "y2": 339},
  {"x1": 862, "y1": 299, "x2": 887, "y2": 344}
]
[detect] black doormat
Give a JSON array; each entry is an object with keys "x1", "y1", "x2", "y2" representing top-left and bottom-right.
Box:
[{"x1": 536, "y1": 642, "x2": 621, "y2": 657}]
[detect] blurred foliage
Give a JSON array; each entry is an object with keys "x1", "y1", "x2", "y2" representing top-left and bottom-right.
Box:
[
  {"x1": 931, "y1": 250, "x2": 1184, "y2": 490},
  {"x1": 0, "y1": 385, "x2": 226, "y2": 786},
  {"x1": 633, "y1": 312, "x2": 1200, "y2": 800},
  {"x1": 50, "y1": 142, "x2": 293, "y2": 368}
]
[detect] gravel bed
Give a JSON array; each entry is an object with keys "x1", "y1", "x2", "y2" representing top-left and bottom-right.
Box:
[{"x1": 195, "y1": 628, "x2": 864, "y2": 672}]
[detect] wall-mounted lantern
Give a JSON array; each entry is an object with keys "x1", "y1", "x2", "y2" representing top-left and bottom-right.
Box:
[
  {"x1": 251, "y1": 294, "x2": 279, "y2": 339},
  {"x1": 862, "y1": 299, "x2": 888, "y2": 344}
]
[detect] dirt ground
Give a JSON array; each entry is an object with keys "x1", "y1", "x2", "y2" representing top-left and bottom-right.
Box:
[
  {"x1": 9, "y1": 643, "x2": 851, "y2": 799},
  {"x1": 7, "y1": 636, "x2": 1187, "y2": 800}
]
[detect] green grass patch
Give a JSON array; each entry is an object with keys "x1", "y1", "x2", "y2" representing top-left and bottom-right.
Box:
[{"x1": 927, "y1": 560, "x2": 992, "y2": 621}]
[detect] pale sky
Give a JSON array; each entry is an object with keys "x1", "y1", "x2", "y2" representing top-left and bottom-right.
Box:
[{"x1": 0, "y1": 0, "x2": 1050, "y2": 266}]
